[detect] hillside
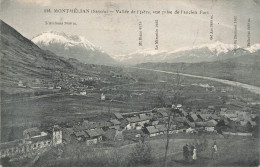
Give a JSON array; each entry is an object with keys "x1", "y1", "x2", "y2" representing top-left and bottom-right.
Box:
[
  {"x1": 137, "y1": 51, "x2": 260, "y2": 87},
  {"x1": 0, "y1": 20, "x2": 77, "y2": 94},
  {"x1": 0, "y1": 20, "x2": 128, "y2": 96}
]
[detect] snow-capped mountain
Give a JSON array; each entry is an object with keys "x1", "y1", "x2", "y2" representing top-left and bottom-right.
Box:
[
  {"x1": 167, "y1": 41, "x2": 237, "y2": 55},
  {"x1": 163, "y1": 41, "x2": 248, "y2": 63},
  {"x1": 114, "y1": 41, "x2": 257, "y2": 64},
  {"x1": 32, "y1": 31, "x2": 116, "y2": 65},
  {"x1": 112, "y1": 49, "x2": 167, "y2": 64},
  {"x1": 245, "y1": 43, "x2": 260, "y2": 53}
]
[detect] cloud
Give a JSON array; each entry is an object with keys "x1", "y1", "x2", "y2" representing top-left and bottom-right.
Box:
[{"x1": 15, "y1": 0, "x2": 51, "y2": 6}]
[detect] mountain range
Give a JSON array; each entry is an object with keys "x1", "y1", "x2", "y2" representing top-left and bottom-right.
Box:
[
  {"x1": 32, "y1": 31, "x2": 116, "y2": 65},
  {"x1": 113, "y1": 42, "x2": 260, "y2": 64},
  {"x1": 31, "y1": 30, "x2": 260, "y2": 65}
]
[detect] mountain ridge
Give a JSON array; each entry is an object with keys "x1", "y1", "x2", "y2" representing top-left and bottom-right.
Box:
[
  {"x1": 32, "y1": 31, "x2": 116, "y2": 65},
  {"x1": 112, "y1": 42, "x2": 260, "y2": 64}
]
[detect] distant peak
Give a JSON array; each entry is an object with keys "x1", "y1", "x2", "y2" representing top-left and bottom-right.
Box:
[
  {"x1": 169, "y1": 41, "x2": 238, "y2": 55},
  {"x1": 32, "y1": 31, "x2": 101, "y2": 51},
  {"x1": 245, "y1": 43, "x2": 260, "y2": 53},
  {"x1": 129, "y1": 48, "x2": 168, "y2": 55}
]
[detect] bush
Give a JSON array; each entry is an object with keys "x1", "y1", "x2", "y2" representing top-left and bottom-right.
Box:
[{"x1": 128, "y1": 141, "x2": 153, "y2": 166}]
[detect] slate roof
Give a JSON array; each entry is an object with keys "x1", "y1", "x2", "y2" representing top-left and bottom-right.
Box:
[
  {"x1": 155, "y1": 125, "x2": 167, "y2": 132},
  {"x1": 195, "y1": 120, "x2": 217, "y2": 127},
  {"x1": 249, "y1": 120, "x2": 257, "y2": 126},
  {"x1": 157, "y1": 110, "x2": 168, "y2": 117},
  {"x1": 110, "y1": 119, "x2": 121, "y2": 125},
  {"x1": 30, "y1": 135, "x2": 51, "y2": 143},
  {"x1": 151, "y1": 120, "x2": 159, "y2": 126},
  {"x1": 146, "y1": 126, "x2": 159, "y2": 134},
  {"x1": 63, "y1": 128, "x2": 74, "y2": 134},
  {"x1": 86, "y1": 129, "x2": 104, "y2": 138},
  {"x1": 109, "y1": 125, "x2": 120, "y2": 130},
  {"x1": 139, "y1": 114, "x2": 150, "y2": 120},
  {"x1": 24, "y1": 127, "x2": 41, "y2": 138},
  {"x1": 190, "y1": 113, "x2": 199, "y2": 121},
  {"x1": 175, "y1": 117, "x2": 187, "y2": 123},
  {"x1": 74, "y1": 131, "x2": 87, "y2": 137},
  {"x1": 181, "y1": 110, "x2": 188, "y2": 116},
  {"x1": 79, "y1": 121, "x2": 112, "y2": 130},
  {"x1": 198, "y1": 114, "x2": 211, "y2": 120},
  {"x1": 198, "y1": 114, "x2": 220, "y2": 121},
  {"x1": 186, "y1": 120, "x2": 196, "y2": 128},
  {"x1": 126, "y1": 117, "x2": 141, "y2": 123},
  {"x1": 114, "y1": 113, "x2": 123, "y2": 119}
]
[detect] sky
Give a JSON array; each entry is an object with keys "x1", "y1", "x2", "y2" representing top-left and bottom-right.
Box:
[{"x1": 1, "y1": 0, "x2": 260, "y2": 56}]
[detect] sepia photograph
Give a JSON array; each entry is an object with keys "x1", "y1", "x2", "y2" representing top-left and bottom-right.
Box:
[{"x1": 0, "y1": 0, "x2": 259, "y2": 166}]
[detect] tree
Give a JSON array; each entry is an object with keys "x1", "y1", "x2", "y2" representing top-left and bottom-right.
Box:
[
  {"x1": 163, "y1": 70, "x2": 183, "y2": 167},
  {"x1": 129, "y1": 140, "x2": 153, "y2": 166}
]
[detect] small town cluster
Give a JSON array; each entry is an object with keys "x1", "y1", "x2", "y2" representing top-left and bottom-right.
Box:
[{"x1": 0, "y1": 104, "x2": 258, "y2": 159}]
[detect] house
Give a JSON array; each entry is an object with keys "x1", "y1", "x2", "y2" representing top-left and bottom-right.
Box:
[
  {"x1": 249, "y1": 120, "x2": 257, "y2": 127},
  {"x1": 186, "y1": 127, "x2": 196, "y2": 133},
  {"x1": 85, "y1": 129, "x2": 104, "y2": 145},
  {"x1": 119, "y1": 119, "x2": 128, "y2": 130},
  {"x1": 206, "y1": 120, "x2": 218, "y2": 127},
  {"x1": 18, "y1": 80, "x2": 26, "y2": 87},
  {"x1": 195, "y1": 120, "x2": 217, "y2": 132},
  {"x1": 187, "y1": 113, "x2": 200, "y2": 122},
  {"x1": 224, "y1": 113, "x2": 238, "y2": 121},
  {"x1": 240, "y1": 120, "x2": 249, "y2": 126},
  {"x1": 197, "y1": 114, "x2": 220, "y2": 122},
  {"x1": 109, "y1": 119, "x2": 121, "y2": 126},
  {"x1": 168, "y1": 124, "x2": 177, "y2": 134},
  {"x1": 73, "y1": 131, "x2": 87, "y2": 142},
  {"x1": 205, "y1": 127, "x2": 215, "y2": 132},
  {"x1": 200, "y1": 109, "x2": 209, "y2": 114},
  {"x1": 126, "y1": 116, "x2": 150, "y2": 130},
  {"x1": 23, "y1": 127, "x2": 41, "y2": 139},
  {"x1": 156, "y1": 108, "x2": 169, "y2": 118},
  {"x1": 114, "y1": 113, "x2": 124, "y2": 120},
  {"x1": 176, "y1": 104, "x2": 182, "y2": 109},
  {"x1": 103, "y1": 129, "x2": 124, "y2": 141},
  {"x1": 80, "y1": 91, "x2": 86, "y2": 95},
  {"x1": 185, "y1": 119, "x2": 196, "y2": 128},
  {"x1": 181, "y1": 110, "x2": 188, "y2": 117},
  {"x1": 126, "y1": 117, "x2": 140, "y2": 129},
  {"x1": 1, "y1": 125, "x2": 60, "y2": 158},
  {"x1": 197, "y1": 114, "x2": 211, "y2": 121},
  {"x1": 109, "y1": 125, "x2": 121, "y2": 130},
  {"x1": 0, "y1": 140, "x2": 24, "y2": 158},
  {"x1": 52, "y1": 125, "x2": 62, "y2": 145},
  {"x1": 221, "y1": 108, "x2": 228, "y2": 112},
  {"x1": 251, "y1": 114, "x2": 258, "y2": 119},
  {"x1": 101, "y1": 93, "x2": 106, "y2": 100},
  {"x1": 62, "y1": 128, "x2": 74, "y2": 143},
  {"x1": 155, "y1": 124, "x2": 167, "y2": 134},
  {"x1": 30, "y1": 135, "x2": 52, "y2": 150},
  {"x1": 174, "y1": 117, "x2": 189, "y2": 128},
  {"x1": 81, "y1": 120, "x2": 112, "y2": 130},
  {"x1": 151, "y1": 120, "x2": 159, "y2": 126},
  {"x1": 144, "y1": 126, "x2": 159, "y2": 137},
  {"x1": 208, "y1": 106, "x2": 215, "y2": 111},
  {"x1": 114, "y1": 130, "x2": 124, "y2": 141}
]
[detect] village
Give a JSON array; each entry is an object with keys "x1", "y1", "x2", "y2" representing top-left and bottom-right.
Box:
[{"x1": 1, "y1": 98, "x2": 258, "y2": 162}]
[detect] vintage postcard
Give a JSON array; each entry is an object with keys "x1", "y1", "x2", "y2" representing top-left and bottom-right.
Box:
[{"x1": 0, "y1": 0, "x2": 259, "y2": 166}]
